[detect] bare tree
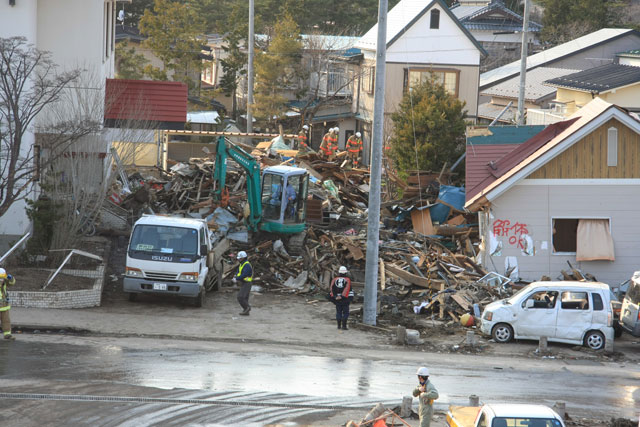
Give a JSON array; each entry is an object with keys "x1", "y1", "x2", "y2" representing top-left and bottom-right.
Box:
[
  {"x1": 0, "y1": 37, "x2": 101, "y2": 220},
  {"x1": 296, "y1": 33, "x2": 362, "y2": 127}
]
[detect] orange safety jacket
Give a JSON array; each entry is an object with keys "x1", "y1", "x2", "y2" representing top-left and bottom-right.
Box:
[
  {"x1": 320, "y1": 133, "x2": 335, "y2": 156},
  {"x1": 346, "y1": 136, "x2": 363, "y2": 153},
  {"x1": 298, "y1": 132, "x2": 308, "y2": 149}
]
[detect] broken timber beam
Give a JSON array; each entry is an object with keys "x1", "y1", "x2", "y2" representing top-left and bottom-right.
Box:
[{"x1": 385, "y1": 265, "x2": 442, "y2": 290}]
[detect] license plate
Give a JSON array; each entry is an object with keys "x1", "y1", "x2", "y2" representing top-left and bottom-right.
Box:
[{"x1": 153, "y1": 283, "x2": 167, "y2": 291}]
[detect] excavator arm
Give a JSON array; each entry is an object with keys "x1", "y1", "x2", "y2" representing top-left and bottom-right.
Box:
[{"x1": 212, "y1": 137, "x2": 263, "y2": 231}]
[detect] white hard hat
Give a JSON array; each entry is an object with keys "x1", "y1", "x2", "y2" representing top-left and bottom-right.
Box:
[
  {"x1": 339, "y1": 266, "x2": 348, "y2": 274},
  {"x1": 0, "y1": 268, "x2": 6, "y2": 279},
  {"x1": 328, "y1": 127, "x2": 334, "y2": 133},
  {"x1": 302, "y1": 125, "x2": 309, "y2": 130},
  {"x1": 333, "y1": 127, "x2": 340, "y2": 133},
  {"x1": 237, "y1": 251, "x2": 247, "y2": 260},
  {"x1": 356, "y1": 132, "x2": 361, "y2": 138},
  {"x1": 416, "y1": 367, "x2": 430, "y2": 377}
]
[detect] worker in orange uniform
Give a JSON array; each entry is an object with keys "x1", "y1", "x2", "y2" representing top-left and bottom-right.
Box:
[
  {"x1": 346, "y1": 132, "x2": 363, "y2": 168},
  {"x1": 297, "y1": 124, "x2": 310, "y2": 151},
  {"x1": 319, "y1": 127, "x2": 335, "y2": 160},
  {"x1": 0, "y1": 268, "x2": 16, "y2": 340}
]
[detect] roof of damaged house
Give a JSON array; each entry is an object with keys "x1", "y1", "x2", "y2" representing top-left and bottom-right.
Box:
[
  {"x1": 465, "y1": 98, "x2": 640, "y2": 211},
  {"x1": 480, "y1": 28, "x2": 639, "y2": 89},
  {"x1": 105, "y1": 79, "x2": 188, "y2": 125},
  {"x1": 356, "y1": 0, "x2": 486, "y2": 55},
  {"x1": 544, "y1": 63, "x2": 640, "y2": 94},
  {"x1": 450, "y1": 0, "x2": 541, "y2": 33},
  {"x1": 482, "y1": 67, "x2": 580, "y2": 102},
  {"x1": 465, "y1": 125, "x2": 545, "y2": 200}
]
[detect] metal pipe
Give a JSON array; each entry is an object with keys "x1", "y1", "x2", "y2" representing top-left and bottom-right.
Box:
[
  {"x1": 247, "y1": 0, "x2": 255, "y2": 134},
  {"x1": 517, "y1": 0, "x2": 530, "y2": 125},
  {"x1": 363, "y1": 0, "x2": 388, "y2": 326}
]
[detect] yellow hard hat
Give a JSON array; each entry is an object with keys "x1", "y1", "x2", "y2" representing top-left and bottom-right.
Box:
[{"x1": 0, "y1": 268, "x2": 7, "y2": 279}]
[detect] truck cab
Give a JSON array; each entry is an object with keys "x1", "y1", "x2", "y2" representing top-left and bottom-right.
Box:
[
  {"x1": 123, "y1": 215, "x2": 218, "y2": 307},
  {"x1": 260, "y1": 166, "x2": 308, "y2": 234}
]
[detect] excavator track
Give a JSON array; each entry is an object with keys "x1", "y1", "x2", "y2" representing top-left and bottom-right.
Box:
[{"x1": 287, "y1": 232, "x2": 306, "y2": 256}]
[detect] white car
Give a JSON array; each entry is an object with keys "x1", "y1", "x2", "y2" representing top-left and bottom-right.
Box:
[
  {"x1": 447, "y1": 403, "x2": 565, "y2": 427},
  {"x1": 480, "y1": 281, "x2": 615, "y2": 350}
]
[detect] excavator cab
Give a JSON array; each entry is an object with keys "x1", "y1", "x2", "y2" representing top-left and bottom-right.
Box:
[{"x1": 260, "y1": 166, "x2": 308, "y2": 234}]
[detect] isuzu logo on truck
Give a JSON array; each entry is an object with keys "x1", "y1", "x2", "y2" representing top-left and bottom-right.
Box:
[{"x1": 152, "y1": 255, "x2": 173, "y2": 261}]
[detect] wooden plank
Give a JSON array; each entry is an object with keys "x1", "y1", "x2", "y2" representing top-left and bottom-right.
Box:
[
  {"x1": 385, "y1": 264, "x2": 433, "y2": 289},
  {"x1": 451, "y1": 293, "x2": 471, "y2": 311},
  {"x1": 379, "y1": 258, "x2": 386, "y2": 291},
  {"x1": 346, "y1": 244, "x2": 364, "y2": 261}
]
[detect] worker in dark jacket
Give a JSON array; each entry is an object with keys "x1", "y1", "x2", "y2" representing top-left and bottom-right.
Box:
[
  {"x1": 0, "y1": 268, "x2": 16, "y2": 340},
  {"x1": 233, "y1": 251, "x2": 253, "y2": 315},
  {"x1": 329, "y1": 266, "x2": 354, "y2": 330}
]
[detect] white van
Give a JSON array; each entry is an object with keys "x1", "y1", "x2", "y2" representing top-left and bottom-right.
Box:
[
  {"x1": 480, "y1": 281, "x2": 615, "y2": 350},
  {"x1": 620, "y1": 271, "x2": 640, "y2": 336}
]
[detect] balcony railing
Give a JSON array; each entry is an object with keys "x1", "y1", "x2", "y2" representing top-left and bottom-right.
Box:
[
  {"x1": 310, "y1": 71, "x2": 352, "y2": 97},
  {"x1": 526, "y1": 108, "x2": 565, "y2": 126}
]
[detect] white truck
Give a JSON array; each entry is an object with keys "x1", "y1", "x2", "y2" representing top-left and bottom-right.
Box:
[
  {"x1": 123, "y1": 215, "x2": 223, "y2": 307},
  {"x1": 446, "y1": 404, "x2": 565, "y2": 427}
]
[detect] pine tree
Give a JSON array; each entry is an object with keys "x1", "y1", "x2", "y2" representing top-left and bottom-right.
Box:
[{"x1": 389, "y1": 77, "x2": 467, "y2": 175}]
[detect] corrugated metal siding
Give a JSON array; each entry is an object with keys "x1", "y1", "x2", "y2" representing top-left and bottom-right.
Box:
[
  {"x1": 105, "y1": 79, "x2": 187, "y2": 123},
  {"x1": 528, "y1": 118, "x2": 640, "y2": 179},
  {"x1": 487, "y1": 183, "x2": 640, "y2": 286}
]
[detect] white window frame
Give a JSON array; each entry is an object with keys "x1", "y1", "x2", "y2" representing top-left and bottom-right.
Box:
[
  {"x1": 607, "y1": 126, "x2": 618, "y2": 167},
  {"x1": 551, "y1": 216, "x2": 612, "y2": 256}
]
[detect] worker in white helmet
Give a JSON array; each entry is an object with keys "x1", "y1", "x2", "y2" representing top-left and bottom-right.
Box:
[
  {"x1": 297, "y1": 124, "x2": 310, "y2": 151},
  {"x1": 328, "y1": 266, "x2": 354, "y2": 330},
  {"x1": 413, "y1": 366, "x2": 439, "y2": 427},
  {"x1": 319, "y1": 127, "x2": 336, "y2": 161},
  {"x1": 345, "y1": 131, "x2": 363, "y2": 168},
  {"x1": 233, "y1": 251, "x2": 253, "y2": 315},
  {"x1": 0, "y1": 268, "x2": 16, "y2": 340}
]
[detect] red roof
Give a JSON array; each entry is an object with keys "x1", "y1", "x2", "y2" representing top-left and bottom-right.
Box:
[
  {"x1": 466, "y1": 143, "x2": 520, "y2": 201},
  {"x1": 105, "y1": 79, "x2": 187, "y2": 123},
  {"x1": 465, "y1": 119, "x2": 578, "y2": 201}
]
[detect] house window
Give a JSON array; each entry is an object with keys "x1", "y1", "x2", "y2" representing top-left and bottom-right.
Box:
[
  {"x1": 405, "y1": 68, "x2": 458, "y2": 96},
  {"x1": 552, "y1": 218, "x2": 615, "y2": 261},
  {"x1": 362, "y1": 66, "x2": 374, "y2": 95},
  {"x1": 430, "y1": 9, "x2": 440, "y2": 29},
  {"x1": 607, "y1": 126, "x2": 618, "y2": 166}
]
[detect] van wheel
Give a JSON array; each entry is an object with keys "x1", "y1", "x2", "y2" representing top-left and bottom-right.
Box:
[
  {"x1": 584, "y1": 330, "x2": 605, "y2": 350},
  {"x1": 128, "y1": 293, "x2": 137, "y2": 302},
  {"x1": 194, "y1": 288, "x2": 205, "y2": 308},
  {"x1": 492, "y1": 323, "x2": 514, "y2": 343}
]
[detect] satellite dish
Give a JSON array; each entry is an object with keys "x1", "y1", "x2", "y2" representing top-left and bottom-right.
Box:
[{"x1": 118, "y1": 9, "x2": 125, "y2": 23}]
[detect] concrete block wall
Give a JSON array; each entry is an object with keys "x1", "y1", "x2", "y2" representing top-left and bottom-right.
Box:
[{"x1": 8, "y1": 266, "x2": 105, "y2": 309}]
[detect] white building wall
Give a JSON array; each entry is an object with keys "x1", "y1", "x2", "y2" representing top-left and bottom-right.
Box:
[
  {"x1": 387, "y1": 4, "x2": 480, "y2": 65},
  {"x1": 484, "y1": 181, "x2": 640, "y2": 288}
]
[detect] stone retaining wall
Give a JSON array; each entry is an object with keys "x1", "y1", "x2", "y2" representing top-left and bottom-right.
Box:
[{"x1": 8, "y1": 266, "x2": 105, "y2": 309}]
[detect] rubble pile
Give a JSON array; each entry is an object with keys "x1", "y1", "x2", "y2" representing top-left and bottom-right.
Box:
[{"x1": 113, "y1": 140, "x2": 514, "y2": 331}]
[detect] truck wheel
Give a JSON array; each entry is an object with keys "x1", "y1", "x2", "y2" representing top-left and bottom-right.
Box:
[
  {"x1": 128, "y1": 293, "x2": 137, "y2": 302},
  {"x1": 194, "y1": 288, "x2": 205, "y2": 308},
  {"x1": 492, "y1": 323, "x2": 513, "y2": 343},
  {"x1": 584, "y1": 330, "x2": 605, "y2": 350}
]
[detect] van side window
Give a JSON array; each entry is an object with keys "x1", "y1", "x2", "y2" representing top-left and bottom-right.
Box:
[
  {"x1": 199, "y1": 227, "x2": 206, "y2": 247},
  {"x1": 561, "y1": 291, "x2": 589, "y2": 310},
  {"x1": 524, "y1": 291, "x2": 558, "y2": 309},
  {"x1": 591, "y1": 293, "x2": 604, "y2": 311}
]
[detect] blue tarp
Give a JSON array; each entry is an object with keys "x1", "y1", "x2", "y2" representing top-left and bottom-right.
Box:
[{"x1": 429, "y1": 185, "x2": 465, "y2": 224}]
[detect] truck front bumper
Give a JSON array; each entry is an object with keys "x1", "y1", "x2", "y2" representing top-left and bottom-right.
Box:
[{"x1": 124, "y1": 277, "x2": 201, "y2": 297}]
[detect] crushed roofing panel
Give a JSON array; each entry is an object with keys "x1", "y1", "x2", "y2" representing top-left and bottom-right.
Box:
[
  {"x1": 477, "y1": 102, "x2": 516, "y2": 122},
  {"x1": 544, "y1": 63, "x2": 640, "y2": 93},
  {"x1": 482, "y1": 67, "x2": 580, "y2": 101},
  {"x1": 480, "y1": 28, "x2": 636, "y2": 89}
]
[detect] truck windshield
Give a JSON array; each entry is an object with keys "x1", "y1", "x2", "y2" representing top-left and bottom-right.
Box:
[
  {"x1": 492, "y1": 418, "x2": 562, "y2": 427},
  {"x1": 129, "y1": 225, "x2": 199, "y2": 256}
]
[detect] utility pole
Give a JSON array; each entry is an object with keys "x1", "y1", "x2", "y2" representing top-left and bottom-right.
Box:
[
  {"x1": 517, "y1": 0, "x2": 530, "y2": 125},
  {"x1": 363, "y1": 0, "x2": 388, "y2": 326},
  {"x1": 247, "y1": 0, "x2": 255, "y2": 134}
]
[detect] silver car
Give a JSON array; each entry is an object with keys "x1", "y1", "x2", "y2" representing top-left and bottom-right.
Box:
[{"x1": 621, "y1": 272, "x2": 640, "y2": 336}]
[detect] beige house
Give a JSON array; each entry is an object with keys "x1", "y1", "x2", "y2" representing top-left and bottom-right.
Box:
[
  {"x1": 529, "y1": 63, "x2": 640, "y2": 124},
  {"x1": 466, "y1": 98, "x2": 640, "y2": 287},
  {"x1": 354, "y1": 0, "x2": 486, "y2": 164}
]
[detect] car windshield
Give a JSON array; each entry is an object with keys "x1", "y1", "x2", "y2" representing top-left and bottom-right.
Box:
[
  {"x1": 506, "y1": 286, "x2": 533, "y2": 305},
  {"x1": 492, "y1": 417, "x2": 562, "y2": 427},
  {"x1": 129, "y1": 225, "x2": 199, "y2": 256}
]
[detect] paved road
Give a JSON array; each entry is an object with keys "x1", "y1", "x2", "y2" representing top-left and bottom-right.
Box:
[{"x1": 0, "y1": 334, "x2": 637, "y2": 425}]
